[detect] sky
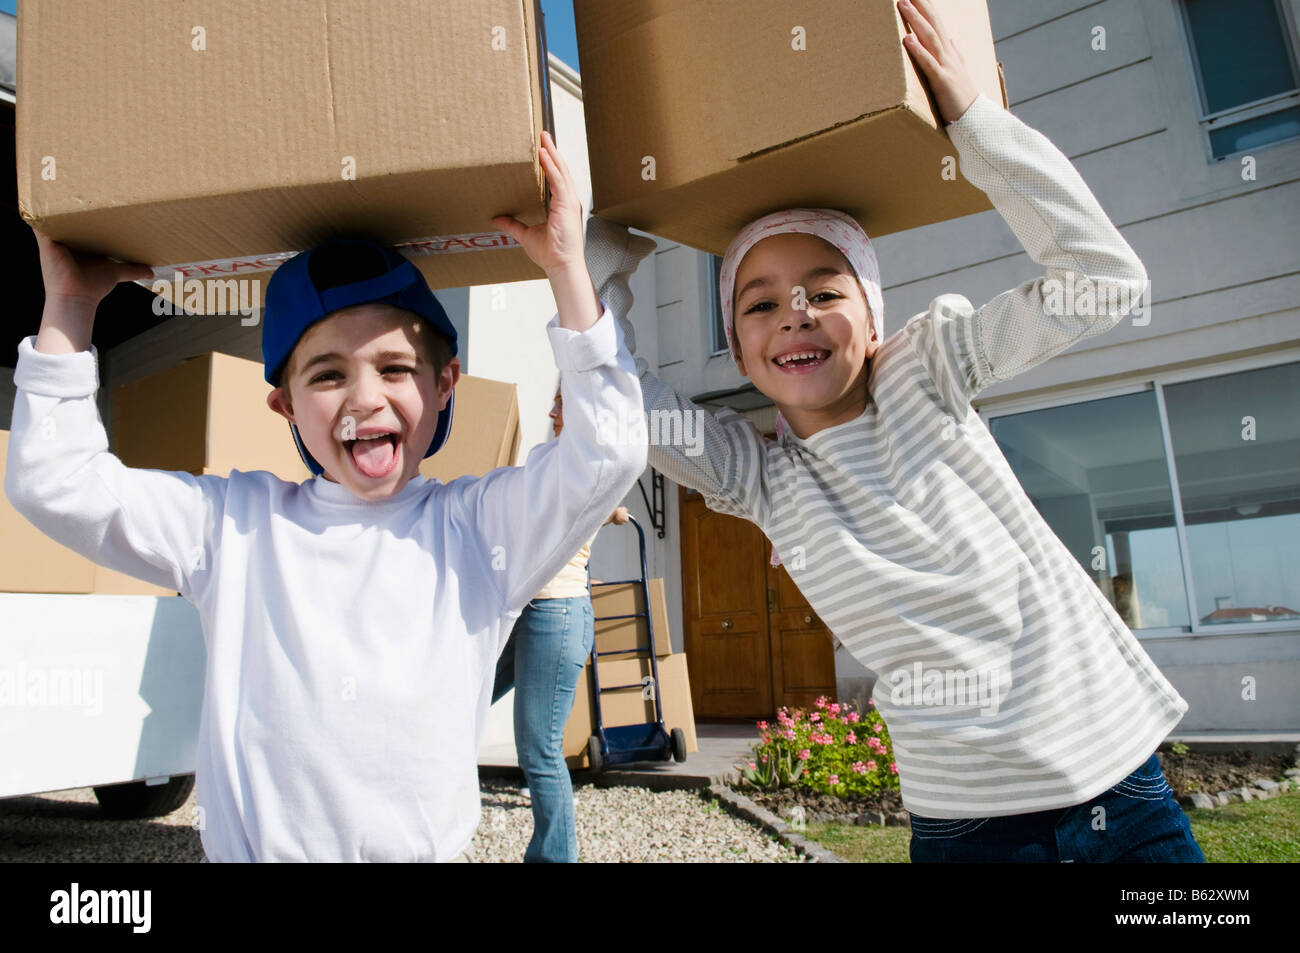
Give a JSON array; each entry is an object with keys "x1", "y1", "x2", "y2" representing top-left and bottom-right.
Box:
[{"x1": 0, "y1": 1, "x2": 580, "y2": 69}]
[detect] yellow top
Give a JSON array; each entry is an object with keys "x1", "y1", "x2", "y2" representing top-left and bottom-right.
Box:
[{"x1": 533, "y1": 532, "x2": 597, "y2": 600}]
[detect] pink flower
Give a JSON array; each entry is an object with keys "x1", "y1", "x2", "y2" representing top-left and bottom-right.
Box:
[
  {"x1": 889, "y1": 762, "x2": 898, "y2": 775},
  {"x1": 829, "y1": 703, "x2": 841, "y2": 716},
  {"x1": 852, "y1": 761, "x2": 867, "y2": 775},
  {"x1": 798, "y1": 749, "x2": 811, "y2": 761},
  {"x1": 847, "y1": 711, "x2": 860, "y2": 724},
  {"x1": 748, "y1": 761, "x2": 757, "y2": 770},
  {"x1": 828, "y1": 774, "x2": 840, "y2": 786},
  {"x1": 760, "y1": 754, "x2": 768, "y2": 764},
  {"x1": 868, "y1": 737, "x2": 886, "y2": 755},
  {"x1": 865, "y1": 760, "x2": 877, "y2": 771},
  {"x1": 846, "y1": 731, "x2": 857, "y2": 745},
  {"x1": 757, "y1": 720, "x2": 768, "y2": 731},
  {"x1": 867, "y1": 697, "x2": 875, "y2": 707},
  {"x1": 784, "y1": 729, "x2": 796, "y2": 742},
  {"x1": 760, "y1": 733, "x2": 771, "y2": 744},
  {"x1": 815, "y1": 696, "x2": 828, "y2": 710},
  {"x1": 873, "y1": 722, "x2": 884, "y2": 734},
  {"x1": 809, "y1": 712, "x2": 820, "y2": 723}
]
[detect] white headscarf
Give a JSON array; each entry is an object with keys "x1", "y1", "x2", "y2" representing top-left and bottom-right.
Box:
[{"x1": 719, "y1": 208, "x2": 885, "y2": 368}]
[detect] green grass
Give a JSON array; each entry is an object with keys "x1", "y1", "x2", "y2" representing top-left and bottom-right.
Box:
[
  {"x1": 802, "y1": 790, "x2": 1300, "y2": 863},
  {"x1": 804, "y1": 821, "x2": 913, "y2": 862},
  {"x1": 1185, "y1": 790, "x2": 1300, "y2": 862}
]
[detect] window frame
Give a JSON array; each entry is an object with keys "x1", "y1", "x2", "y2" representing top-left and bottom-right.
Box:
[
  {"x1": 1176, "y1": 0, "x2": 1300, "y2": 160},
  {"x1": 704, "y1": 253, "x2": 728, "y2": 357},
  {"x1": 979, "y1": 346, "x2": 1300, "y2": 640}
]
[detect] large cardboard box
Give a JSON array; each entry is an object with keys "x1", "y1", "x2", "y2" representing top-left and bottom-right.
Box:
[
  {"x1": 113, "y1": 352, "x2": 314, "y2": 479},
  {"x1": 418, "y1": 375, "x2": 521, "y2": 482},
  {"x1": 563, "y1": 652, "x2": 699, "y2": 769},
  {"x1": 575, "y1": 0, "x2": 1008, "y2": 254},
  {"x1": 16, "y1": 0, "x2": 553, "y2": 310},
  {"x1": 590, "y1": 577, "x2": 672, "y2": 658}
]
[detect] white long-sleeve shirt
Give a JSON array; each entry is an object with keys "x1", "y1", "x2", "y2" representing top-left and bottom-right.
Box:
[
  {"x1": 4, "y1": 307, "x2": 646, "y2": 860},
  {"x1": 588, "y1": 93, "x2": 1186, "y2": 818}
]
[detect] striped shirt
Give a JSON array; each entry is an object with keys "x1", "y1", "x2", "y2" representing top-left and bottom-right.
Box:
[{"x1": 587, "y1": 93, "x2": 1186, "y2": 818}]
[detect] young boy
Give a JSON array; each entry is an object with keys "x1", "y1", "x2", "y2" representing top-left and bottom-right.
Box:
[
  {"x1": 5, "y1": 132, "x2": 647, "y2": 862},
  {"x1": 585, "y1": 0, "x2": 1202, "y2": 862}
]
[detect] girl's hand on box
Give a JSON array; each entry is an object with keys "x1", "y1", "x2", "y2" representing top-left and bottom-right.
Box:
[
  {"x1": 32, "y1": 227, "x2": 153, "y2": 309},
  {"x1": 898, "y1": 0, "x2": 981, "y2": 125},
  {"x1": 494, "y1": 131, "x2": 585, "y2": 277}
]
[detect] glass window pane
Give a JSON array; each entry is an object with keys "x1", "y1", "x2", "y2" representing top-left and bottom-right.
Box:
[
  {"x1": 709, "y1": 254, "x2": 726, "y2": 353},
  {"x1": 1185, "y1": 0, "x2": 1297, "y2": 113},
  {"x1": 1209, "y1": 105, "x2": 1300, "y2": 157},
  {"x1": 1162, "y1": 362, "x2": 1300, "y2": 625},
  {"x1": 990, "y1": 392, "x2": 1189, "y2": 629}
]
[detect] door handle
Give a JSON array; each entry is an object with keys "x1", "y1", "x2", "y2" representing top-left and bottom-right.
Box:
[
  {"x1": 721, "y1": 619, "x2": 732, "y2": 629},
  {"x1": 804, "y1": 614, "x2": 814, "y2": 625}
]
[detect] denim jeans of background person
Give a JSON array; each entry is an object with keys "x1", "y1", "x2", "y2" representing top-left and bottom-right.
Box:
[
  {"x1": 908, "y1": 752, "x2": 1205, "y2": 862},
  {"x1": 492, "y1": 595, "x2": 594, "y2": 863}
]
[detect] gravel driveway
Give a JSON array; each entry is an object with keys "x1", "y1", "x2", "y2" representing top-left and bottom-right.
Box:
[{"x1": 0, "y1": 781, "x2": 802, "y2": 863}]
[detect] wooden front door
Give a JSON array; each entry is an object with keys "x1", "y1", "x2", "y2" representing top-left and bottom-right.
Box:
[{"x1": 679, "y1": 486, "x2": 836, "y2": 719}]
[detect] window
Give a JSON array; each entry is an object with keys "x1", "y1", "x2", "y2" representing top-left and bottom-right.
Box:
[
  {"x1": 1162, "y1": 363, "x2": 1300, "y2": 625},
  {"x1": 990, "y1": 392, "x2": 1190, "y2": 630},
  {"x1": 1180, "y1": 0, "x2": 1300, "y2": 158},
  {"x1": 707, "y1": 254, "x2": 727, "y2": 355},
  {"x1": 988, "y1": 360, "x2": 1300, "y2": 633}
]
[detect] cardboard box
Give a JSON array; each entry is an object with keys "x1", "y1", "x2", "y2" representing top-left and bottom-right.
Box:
[
  {"x1": 418, "y1": 375, "x2": 521, "y2": 482},
  {"x1": 591, "y1": 577, "x2": 672, "y2": 658},
  {"x1": 113, "y1": 352, "x2": 314, "y2": 479},
  {"x1": 16, "y1": 0, "x2": 554, "y2": 310},
  {"x1": 563, "y1": 652, "x2": 699, "y2": 769},
  {"x1": 575, "y1": 0, "x2": 1008, "y2": 254}
]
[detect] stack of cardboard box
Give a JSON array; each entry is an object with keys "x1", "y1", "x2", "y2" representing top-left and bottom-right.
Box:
[{"x1": 564, "y1": 578, "x2": 699, "y2": 769}]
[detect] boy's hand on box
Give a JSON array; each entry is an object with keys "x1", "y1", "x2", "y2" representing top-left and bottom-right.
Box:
[
  {"x1": 494, "y1": 131, "x2": 585, "y2": 277},
  {"x1": 898, "y1": 0, "x2": 981, "y2": 125},
  {"x1": 31, "y1": 227, "x2": 154, "y2": 354},
  {"x1": 32, "y1": 227, "x2": 153, "y2": 309}
]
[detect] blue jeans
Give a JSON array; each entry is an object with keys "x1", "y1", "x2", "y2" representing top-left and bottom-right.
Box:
[
  {"x1": 908, "y1": 752, "x2": 1205, "y2": 862},
  {"x1": 492, "y1": 596, "x2": 594, "y2": 863}
]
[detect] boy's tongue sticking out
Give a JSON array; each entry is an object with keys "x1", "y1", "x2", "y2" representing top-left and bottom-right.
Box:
[{"x1": 348, "y1": 432, "x2": 399, "y2": 479}]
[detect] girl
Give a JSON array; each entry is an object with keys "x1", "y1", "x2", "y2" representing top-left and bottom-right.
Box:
[{"x1": 583, "y1": 0, "x2": 1203, "y2": 862}]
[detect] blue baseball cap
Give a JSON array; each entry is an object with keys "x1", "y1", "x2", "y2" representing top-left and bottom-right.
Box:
[{"x1": 262, "y1": 237, "x2": 459, "y2": 477}]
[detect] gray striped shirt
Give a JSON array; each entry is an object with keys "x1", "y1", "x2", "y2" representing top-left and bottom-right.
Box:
[{"x1": 588, "y1": 93, "x2": 1186, "y2": 818}]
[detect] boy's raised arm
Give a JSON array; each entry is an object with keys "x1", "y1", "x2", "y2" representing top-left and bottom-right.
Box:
[
  {"x1": 584, "y1": 216, "x2": 772, "y2": 524},
  {"x1": 5, "y1": 232, "x2": 224, "y2": 597},
  {"x1": 454, "y1": 134, "x2": 646, "y2": 617}
]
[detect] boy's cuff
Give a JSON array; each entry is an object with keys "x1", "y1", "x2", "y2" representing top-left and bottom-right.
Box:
[
  {"x1": 12, "y1": 335, "x2": 101, "y2": 398},
  {"x1": 546, "y1": 302, "x2": 620, "y2": 372}
]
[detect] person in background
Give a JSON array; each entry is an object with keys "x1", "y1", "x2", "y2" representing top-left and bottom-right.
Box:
[{"x1": 491, "y1": 386, "x2": 631, "y2": 862}]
